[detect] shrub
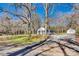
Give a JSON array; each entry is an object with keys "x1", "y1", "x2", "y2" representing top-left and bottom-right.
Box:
[{"x1": 76, "y1": 29, "x2": 79, "y2": 36}]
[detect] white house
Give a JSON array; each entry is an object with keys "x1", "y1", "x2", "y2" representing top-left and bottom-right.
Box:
[
  {"x1": 67, "y1": 28, "x2": 76, "y2": 34},
  {"x1": 37, "y1": 27, "x2": 50, "y2": 35},
  {"x1": 67, "y1": 28, "x2": 76, "y2": 41},
  {"x1": 51, "y1": 28, "x2": 76, "y2": 41}
]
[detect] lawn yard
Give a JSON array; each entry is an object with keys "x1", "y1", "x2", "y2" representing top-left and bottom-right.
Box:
[{"x1": 0, "y1": 34, "x2": 48, "y2": 46}]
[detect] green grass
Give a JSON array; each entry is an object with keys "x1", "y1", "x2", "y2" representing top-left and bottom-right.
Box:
[
  {"x1": 57, "y1": 33, "x2": 66, "y2": 35},
  {"x1": 10, "y1": 35, "x2": 26, "y2": 40},
  {"x1": 0, "y1": 34, "x2": 48, "y2": 46},
  {"x1": 9, "y1": 35, "x2": 43, "y2": 45},
  {"x1": 11, "y1": 37, "x2": 28, "y2": 45}
]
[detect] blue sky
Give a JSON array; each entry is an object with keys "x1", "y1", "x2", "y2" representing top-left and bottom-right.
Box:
[
  {"x1": 33, "y1": 3, "x2": 73, "y2": 26},
  {"x1": 34, "y1": 4, "x2": 73, "y2": 15},
  {"x1": 0, "y1": 3, "x2": 74, "y2": 26}
]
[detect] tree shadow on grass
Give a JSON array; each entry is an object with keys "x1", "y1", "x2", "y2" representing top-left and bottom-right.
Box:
[
  {"x1": 33, "y1": 40, "x2": 79, "y2": 56},
  {"x1": 35, "y1": 46, "x2": 59, "y2": 56},
  {"x1": 8, "y1": 38, "x2": 79, "y2": 56},
  {"x1": 35, "y1": 40, "x2": 68, "y2": 56},
  {"x1": 8, "y1": 39, "x2": 47, "y2": 56}
]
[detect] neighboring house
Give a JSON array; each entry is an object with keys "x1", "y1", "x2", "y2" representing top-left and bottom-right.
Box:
[{"x1": 67, "y1": 28, "x2": 76, "y2": 41}]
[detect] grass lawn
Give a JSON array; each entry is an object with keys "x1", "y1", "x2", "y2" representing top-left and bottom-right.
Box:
[{"x1": 0, "y1": 34, "x2": 48, "y2": 46}]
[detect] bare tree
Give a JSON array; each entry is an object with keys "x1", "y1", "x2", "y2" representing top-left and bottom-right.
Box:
[
  {"x1": 43, "y1": 3, "x2": 54, "y2": 31},
  {"x1": 66, "y1": 4, "x2": 79, "y2": 29},
  {"x1": 31, "y1": 13, "x2": 41, "y2": 34}
]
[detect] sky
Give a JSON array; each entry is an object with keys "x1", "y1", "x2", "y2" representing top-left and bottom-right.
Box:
[
  {"x1": 0, "y1": 3, "x2": 74, "y2": 26},
  {"x1": 34, "y1": 4, "x2": 73, "y2": 17}
]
